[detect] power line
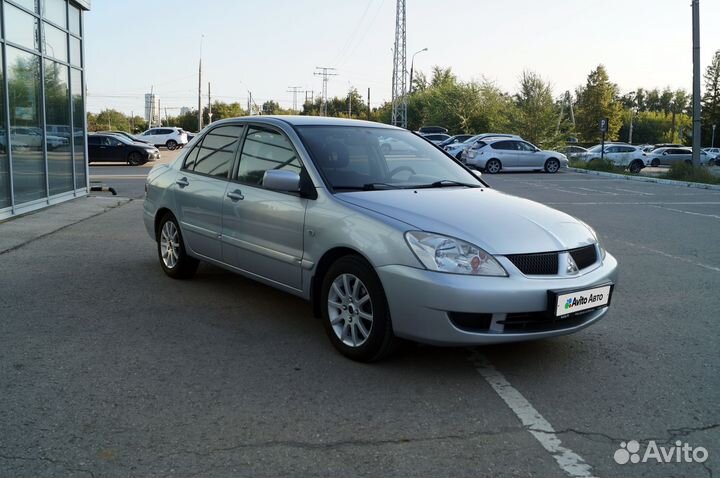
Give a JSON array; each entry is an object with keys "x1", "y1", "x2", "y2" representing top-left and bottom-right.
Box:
[{"x1": 314, "y1": 67, "x2": 338, "y2": 116}]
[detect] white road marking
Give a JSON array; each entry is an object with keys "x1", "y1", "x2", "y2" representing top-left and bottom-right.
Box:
[
  {"x1": 469, "y1": 351, "x2": 597, "y2": 478},
  {"x1": 611, "y1": 187, "x2": 654, "y2": 196},
  {"x1": 615, "y1": 239, "x2": 720, "y2": 273},
  {"x1": 647, "y1": 204, "x2": 720, "y2": 221},
  {"x1": 574, "y1": 187, "x2": 618, "y2": 195}
]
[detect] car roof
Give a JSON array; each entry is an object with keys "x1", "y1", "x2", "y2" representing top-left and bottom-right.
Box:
[{"x1": 210, "y1": 115, "x2": 401, "y2": 130}]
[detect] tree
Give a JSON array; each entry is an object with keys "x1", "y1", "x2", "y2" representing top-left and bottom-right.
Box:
[
  {"x1": 93, "y1": 109, "x2": 130, "y2": 132},
  {"x1": 513, "y1": 71, "x2": 558, "y2": 146},
  {"x1": 702, "y1": 49, "x2": 720, "y2": 146},
  {"x1": 203, "y1": 101, "x2": 245, "y2": 124},
  {"x1": 575, "y1": 65, "x2": 623, "y2": 142},
  {"x1": 262, "y1": 100, "x2": 280, "y2": 115}
]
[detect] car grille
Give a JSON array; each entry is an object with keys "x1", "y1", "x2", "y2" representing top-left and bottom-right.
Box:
[
  {"x1": 499, "y1": 310, "x2": 596, "y2": 333},
  {"x1": 569, "y1": 245, "x2": 597, "y2": 270},
  {"x1": 506, "y1": 245, "x2": 598, "y2": 275},
  {"x1": 506, "y1": 252, "x2": 559, "y2": 275}
]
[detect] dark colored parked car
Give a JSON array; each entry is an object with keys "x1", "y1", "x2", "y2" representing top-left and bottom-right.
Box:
[
  {"x1": 88, "y1": 133, "x2": 161, "y2": 165},
  {"x1": 418, "y1": 126, "x2": 448, "y2": 134}
]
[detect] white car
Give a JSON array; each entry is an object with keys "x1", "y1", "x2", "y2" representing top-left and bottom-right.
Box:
[
  {"x1": 137, "y1": 127, "x2": 188, "y2": 150},
  {"x1": 10, "y1": 127, "x2": 68, "y2": 150},
  {"x1": 581, "y1": 143, "x2": 646, "y2": 173},
  {"x1": 702, "y1": 148, "x2": 720, "y2": 164}
]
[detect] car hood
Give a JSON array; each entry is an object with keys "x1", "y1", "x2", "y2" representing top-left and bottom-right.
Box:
[{"x1": 337, "y1": 188, "x2": 596, "y2": 255}]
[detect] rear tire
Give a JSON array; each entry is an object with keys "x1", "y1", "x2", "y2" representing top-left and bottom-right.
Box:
[
  {"x1": 544, "y1": 158, "x2": 560, "y2": 173},
  {"x1": 320, "y1": 255, "x2": 397, "y2": 362},
  {"x1": 628, "y1": 160, "x2": 643, "y2": 174},
  {"x1": 157, "y1": 213, "x2": 199, "y2": 280},
  {"x1": 166, "y1": 140, "x2": 178, "y2": 150},
  {"x1": 485, "y1": 159, "x2": 502, "y2": 174}
]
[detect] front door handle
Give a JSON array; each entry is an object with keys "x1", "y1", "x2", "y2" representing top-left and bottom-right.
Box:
[
  {"x1": 227, "y1": 189, "x2": 244, "y2": 201},
  {"x1": 176, "y1": 177, "x2": 189, "y2": 188}
]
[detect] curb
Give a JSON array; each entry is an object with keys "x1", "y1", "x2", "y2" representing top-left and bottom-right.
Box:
[{"x1": 567, "y1": 167, "x2": 720, "y2": 191}]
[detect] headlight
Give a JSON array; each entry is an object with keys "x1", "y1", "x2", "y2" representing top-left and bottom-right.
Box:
[
  {"x1": 405, "y1": 231, "x2": 507, "y2": 276},
  {"x1": 582, "y1": 223, "x2": 606, "y2": 260}
]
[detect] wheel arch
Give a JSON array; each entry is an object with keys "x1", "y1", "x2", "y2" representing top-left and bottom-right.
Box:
[
  {"x1": 310, "y1": 247, "x2": 377, "y2": 319},
  {"x1": 154, "y1": 207, "x2": 175, "y2": 240}
]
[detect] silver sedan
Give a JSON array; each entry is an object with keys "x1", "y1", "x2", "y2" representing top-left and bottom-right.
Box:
[{"x1": 144, "y1": 116, "x2": 618, "y2": 362}]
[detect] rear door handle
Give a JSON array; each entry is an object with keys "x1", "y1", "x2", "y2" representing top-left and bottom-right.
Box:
[
  {"x1": 176, "y1": 177, "x2": 189, "y2": 187},
  {"x1": 227, "y1": 189, "x2": 244, "y2": 201}
]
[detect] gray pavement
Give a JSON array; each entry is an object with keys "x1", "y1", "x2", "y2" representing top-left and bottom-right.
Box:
[{"x1": 0, "y1": 170, "x2": 718, "y2": 478}]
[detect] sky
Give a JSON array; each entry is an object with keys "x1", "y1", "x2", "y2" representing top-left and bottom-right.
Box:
[{"x1": 84, "y1": 0, "x2": 720, "y2": 117}]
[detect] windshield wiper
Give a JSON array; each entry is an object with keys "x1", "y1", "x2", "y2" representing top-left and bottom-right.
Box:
[
  {"x1": 333, "y1": 183, "x2": 401, "y2": 191},
  {"x1": 413, "y1": 180, "x2": 481, "y2": 189}
]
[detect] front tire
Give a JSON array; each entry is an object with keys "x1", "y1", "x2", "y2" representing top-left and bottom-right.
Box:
[
  {"x1": 157, "y1": 213, "x2": 199, "y2": 279},
  {"x1": 127, "y1": 151, "x2": 143, "y2": 166},
  {"x1": 651, "y1": 158, "x2": 660, "y2": 167},
  {"x1": 544, "y1": 158, "x2": 560, "y2": 173},
  {"x1": 485, "y1": 159, "x2": 502, "y2": 174},
  {"x1": 321, "y1": 256, "x2": 396, "y2": 362}
]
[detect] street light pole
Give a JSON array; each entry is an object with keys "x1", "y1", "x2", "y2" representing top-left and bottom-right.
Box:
[
  {"x1": 713, "y1": 124, "x2": 717, "y2": 148},
  {"x1": 409, "y1": 47, "x2": 428, "y2": 93}
]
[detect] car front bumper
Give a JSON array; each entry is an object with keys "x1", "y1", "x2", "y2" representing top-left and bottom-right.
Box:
[{"x1": 376, "y1": 252, "x2": 618, "y2": 346}]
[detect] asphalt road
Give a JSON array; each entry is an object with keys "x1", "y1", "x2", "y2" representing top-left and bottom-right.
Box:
[{"x1": 0, "y1": 169, "x2": 718, "y2": 478}]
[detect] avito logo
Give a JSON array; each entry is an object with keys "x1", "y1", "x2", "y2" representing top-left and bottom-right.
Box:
[{"x1": 565, "y1": 293, "x2": 605, "y2": 310}]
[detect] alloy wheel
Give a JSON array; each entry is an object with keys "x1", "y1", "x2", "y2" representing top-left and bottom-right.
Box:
[
  {"x1": 327, "y1": 273, "x2": 374, "y2": 347},
  {"x1": 160, "y1": 221, "x2": 180, "y2": 269}
]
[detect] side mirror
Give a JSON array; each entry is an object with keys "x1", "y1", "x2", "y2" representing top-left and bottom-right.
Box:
[
  {"x1": 472, "y1": 169, "x2": 483, "y2": 179},
  {"x1": 662, "y1": 151, "x2": 668, "y2": 156},
  {"x1": 263, "y1": 169, "x2": 300, "y2": 193}
]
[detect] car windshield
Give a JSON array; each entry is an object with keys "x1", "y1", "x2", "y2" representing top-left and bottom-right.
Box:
[{"x1": 296, "y1": 126, "x2": 482, "y2": 191}]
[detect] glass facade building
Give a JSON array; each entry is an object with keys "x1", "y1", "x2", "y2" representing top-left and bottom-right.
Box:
[{"x1": 0, "y1": 0, "x2": 90, "y2": 220}]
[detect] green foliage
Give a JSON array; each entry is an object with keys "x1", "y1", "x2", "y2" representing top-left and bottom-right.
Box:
[
  {"x1": 513, "y1": 70, "x2": 560, "y2": 147},
  {"x1": 664, "y1": 162, "x2": 720, "y2": 185},
  {"x1": 586, "y1": 158, "x2": 618, "y2": 172},
  {"x1": 702, "y1": 50, "x2": 720, "y2": 146},
  {"x1": 619, "y1": 111, "x2": 690, "y2": 145},
  {"x1": 92, "y1": 109, "x2": 130, "y2": 132},
  {"x1": 575, "y1": 65, "x2": 623, "y2": 142}
]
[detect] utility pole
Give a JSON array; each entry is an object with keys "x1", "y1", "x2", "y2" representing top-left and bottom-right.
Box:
[
  {"x1": 287, "y1": 86, "x2": 302, "y2": 112},
  {"x1": 208, "y1": 82, "x2": 212, "y2": 124},
  {"x1": 391, "y1": 0, "x2": 407, "y2": 128},
  {"x1": 691, "y1": 0, "x2": 701, "y2": 167},
  {"x1": 713, "y1": 124, "x2": 717, "y2": 147},
  {"x1": 198, "y1": 35, "x2": 204, "y2": 132},
  {"x1": 314, "y1": 67, "x2": 337, "y2": 116},
  {"x1": 348, "y1": 87, "x2": 352, "y2": 118},
  {"x1": 367, "y1": 88, "x2": 371, "y2": 121}
]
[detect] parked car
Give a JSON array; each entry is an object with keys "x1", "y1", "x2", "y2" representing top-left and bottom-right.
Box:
[
  {"x1": 100, "y1": 131, "x2": 152, "y2": 145},
  {"x1": 144, "y1": 116, "x2": 617, "y2": 361},
  {"x1": 464, "y1": 138, "x2": 568, "y2": 174},
  {"x1": 421, "y1": 133, "x2": 451, "y2": 145},
  {"x1": 418, "y1": 125, "x2": 448, "y2": 134},
  {"x1": 645, "y1": 147, "x2": 711, "y2": 167},
  {"x1": 88, "y1": 133, "x2": 160, "y2": 165},
  {"x1": 137, "y1": 127, "x2": 188, "y2": 150},
  {"x1": 445, "y1": 133, "x2": 522, "y2": 159},
  {"x1": 10, "y1": 126, "x2": 68, "y2": 150},
  {"x1": 438, "y1": 134, "x2": 474, "y2": 149},
  {"x1": 702, "y1": 147, "x2": 720, "y2": 163},
  {"x1": 565, "y1": 145, "x2": 588, "y2": 160},
  {"x1": 378, "y1": 136, "x2": 406, "y2": 153},
  {"x1": 581, "y1": 143, "x2": 647, "y2": 173}
]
